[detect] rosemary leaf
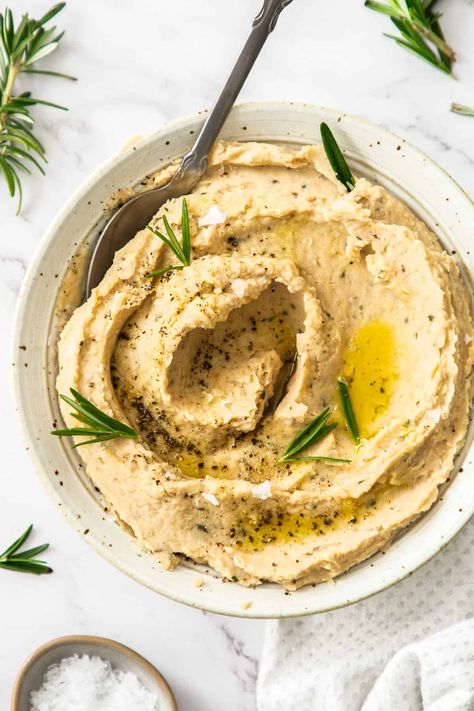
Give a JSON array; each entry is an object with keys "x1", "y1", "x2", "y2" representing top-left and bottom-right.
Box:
[
  {"x1": 23, "y1": 68, "x2": 76, "y2": 80},
  {"x1": 148, "y1": 225, "x2": 182, "y2": 261},
  {"x1": 37, "y1": 3, "x2": 66, "y2": 27},
  {"x1": 146, "y1": 265, "x2": 185, "y2": 279},
  {"x1": 0, "y1": 523, "x2": 33, "y2": 558},
  {"x1": 338, "y1": 379, "x2": 360, "y2": 445},
  {"x1": 282, "y1": 456, "x2": 352, "y2": 464},
  {"x1": 181, "y1": 197, "x2": 191, "y2": 264},
  {"x1": 8, "y1": 543, "x2": 50, "y2": 560},
  {"x1": 71, "y1": 434, "x2": 118, "y2": 448},
  {"x1": 0, "y1": 559, "x2": 52, "y2": 574},
  {"x1": 163, "y1": 214, "x2": 185, "y2": 259},
  {"x1": 320, "y1": 123, "x2": 355, "y2": 192},
  {"x1": 450, "y1": 103, "x2": 474, "y2": 117}
]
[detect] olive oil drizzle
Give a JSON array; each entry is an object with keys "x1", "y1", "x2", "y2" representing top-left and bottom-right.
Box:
[{"x1": 341, "y1": 321, "x2": 398, "y2": 439}]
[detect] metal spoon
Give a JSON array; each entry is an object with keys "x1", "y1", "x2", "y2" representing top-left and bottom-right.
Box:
[{"x1": 86, "y1": 0, "x2": 294, "y2": 298}]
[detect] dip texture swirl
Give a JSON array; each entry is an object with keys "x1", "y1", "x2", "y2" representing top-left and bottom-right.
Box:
[{"x1": 56, "y1": 140, "x2": 474, "y2": 589}]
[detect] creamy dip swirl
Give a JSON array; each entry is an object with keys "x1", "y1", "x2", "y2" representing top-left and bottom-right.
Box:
[{"x1": 56, "y1": 140, "x2": 474, "y2": 589}]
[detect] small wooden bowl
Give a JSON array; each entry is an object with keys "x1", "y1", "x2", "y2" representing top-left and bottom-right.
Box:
[{"x1": 11, "y1": 635, "x2": 178, "y2": 711}]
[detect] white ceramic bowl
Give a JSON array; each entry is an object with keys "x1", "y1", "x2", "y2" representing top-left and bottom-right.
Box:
[{"x1": 13, "y1": 102, "x2": 474, "y2": 618}]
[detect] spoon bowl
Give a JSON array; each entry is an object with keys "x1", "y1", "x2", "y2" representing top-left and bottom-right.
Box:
[{"x1": 86, "y1": 177, "x2": 191, "y2": 295}]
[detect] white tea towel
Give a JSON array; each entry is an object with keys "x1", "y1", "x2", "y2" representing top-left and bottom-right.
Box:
[{"x1": 257, "y1": 518, "x2": 474, "y2": 711}]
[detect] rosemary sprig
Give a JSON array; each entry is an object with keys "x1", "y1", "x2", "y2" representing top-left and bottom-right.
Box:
[
  {"x1": 338, "y1": 380, "x2": 360, "y2": 445},
  {"x1": 0, "y1": 524, "x2": 52, "y2": 575},
  {"x1": 450, "y1": 103, "x2": 474, "y2": 117},
  {"x1": 51, "y1": 388, "x2": 137, "y2": 447},
  {"x1": 279, "y1": 407, "x2": 349, "y2": 464},
  {"x1": 320, "y1": 123, "x2": 355, "y2": 192},
  {"x1": 0, "y1": 3, "x2": 75, "y2": 212},
  {"x1": 365, "y1": 0, "x2": 454, "y2": 76},
  {"x1": 146, "y1": 198, "x2": 191, "y2": 277}
]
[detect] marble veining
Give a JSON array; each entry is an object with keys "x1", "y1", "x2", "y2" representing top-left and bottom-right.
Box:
[{"x1": 1, "y1": 0, "x2": 472, "y2": 709}]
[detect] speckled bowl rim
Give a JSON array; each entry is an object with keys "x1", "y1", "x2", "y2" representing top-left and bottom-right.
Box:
[
  {"x1": 10, "y1": 634, "x2": 178, "y2": 711},
  {"x1": 12, "y1": 101, "x2": 474, "y2": 618}
]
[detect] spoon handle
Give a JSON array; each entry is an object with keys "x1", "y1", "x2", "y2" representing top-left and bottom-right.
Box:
[{"x1": 173, "y1": 0, "x2": 294, "y2": 186}]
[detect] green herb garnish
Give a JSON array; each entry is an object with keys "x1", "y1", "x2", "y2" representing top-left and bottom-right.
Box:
[
  {"x1": 279, "y1": 407, "x2": 349, "y2": 464},
  {"x1": 282, "y1": 456, "x2": 352, "y2": 464},
  {"x1": 145, "y1": 265, "x2": 185, "y2": 278},
  {"x1": 0, "y1": 3, "x2": 75, "y2": 212},
  {"x1": 146, "y1": 198, "x2": 191, "y2": 277},
  {"x1": 450, "y1": 103, "x2": 474, "y2": 117},
  {"x1": 338, "y1": 380, "x2": 360, "y2": 445},
  {"x1": 320, "y1": 123, "x2": 355, "y2": 192},
  {"x1": 51, "y1": 388, "x2": 137, "y2": 447},
  {"x1": 0, "y1": 524, "x2": 51, "y2": 575},
  {"x1": 365, "y1": 0, "x2": 454, "y2": 76}
]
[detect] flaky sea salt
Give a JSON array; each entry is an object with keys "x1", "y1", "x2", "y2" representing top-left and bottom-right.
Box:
[
  {"x1": 202, "y1": 492, "x2": 219, "y2": 506},
  {"x1": 231, "y1": 279, "x2": 247, "y2": 297},
  {"x1": 30, "y1": 654, "x2": 160, "y2": 711},
  {"x1": 252, "y1": 480, "x2": 272, "y2": 500},
  {"x1": 198, "y1": 205, "x2": 226, "y2": 226},
  {"x1": 426, "y1": 408, "x2": 442, "y2": 423}
]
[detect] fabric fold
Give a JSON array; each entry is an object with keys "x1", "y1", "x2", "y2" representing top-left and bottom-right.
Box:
[{"x1": 257, "y1": 520, "x2": 474, "y2": 711}]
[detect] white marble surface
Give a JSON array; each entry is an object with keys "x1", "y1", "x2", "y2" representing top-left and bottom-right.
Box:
[{"x1": 1, "y1": 0, "x2": 472, "y2": 708}]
